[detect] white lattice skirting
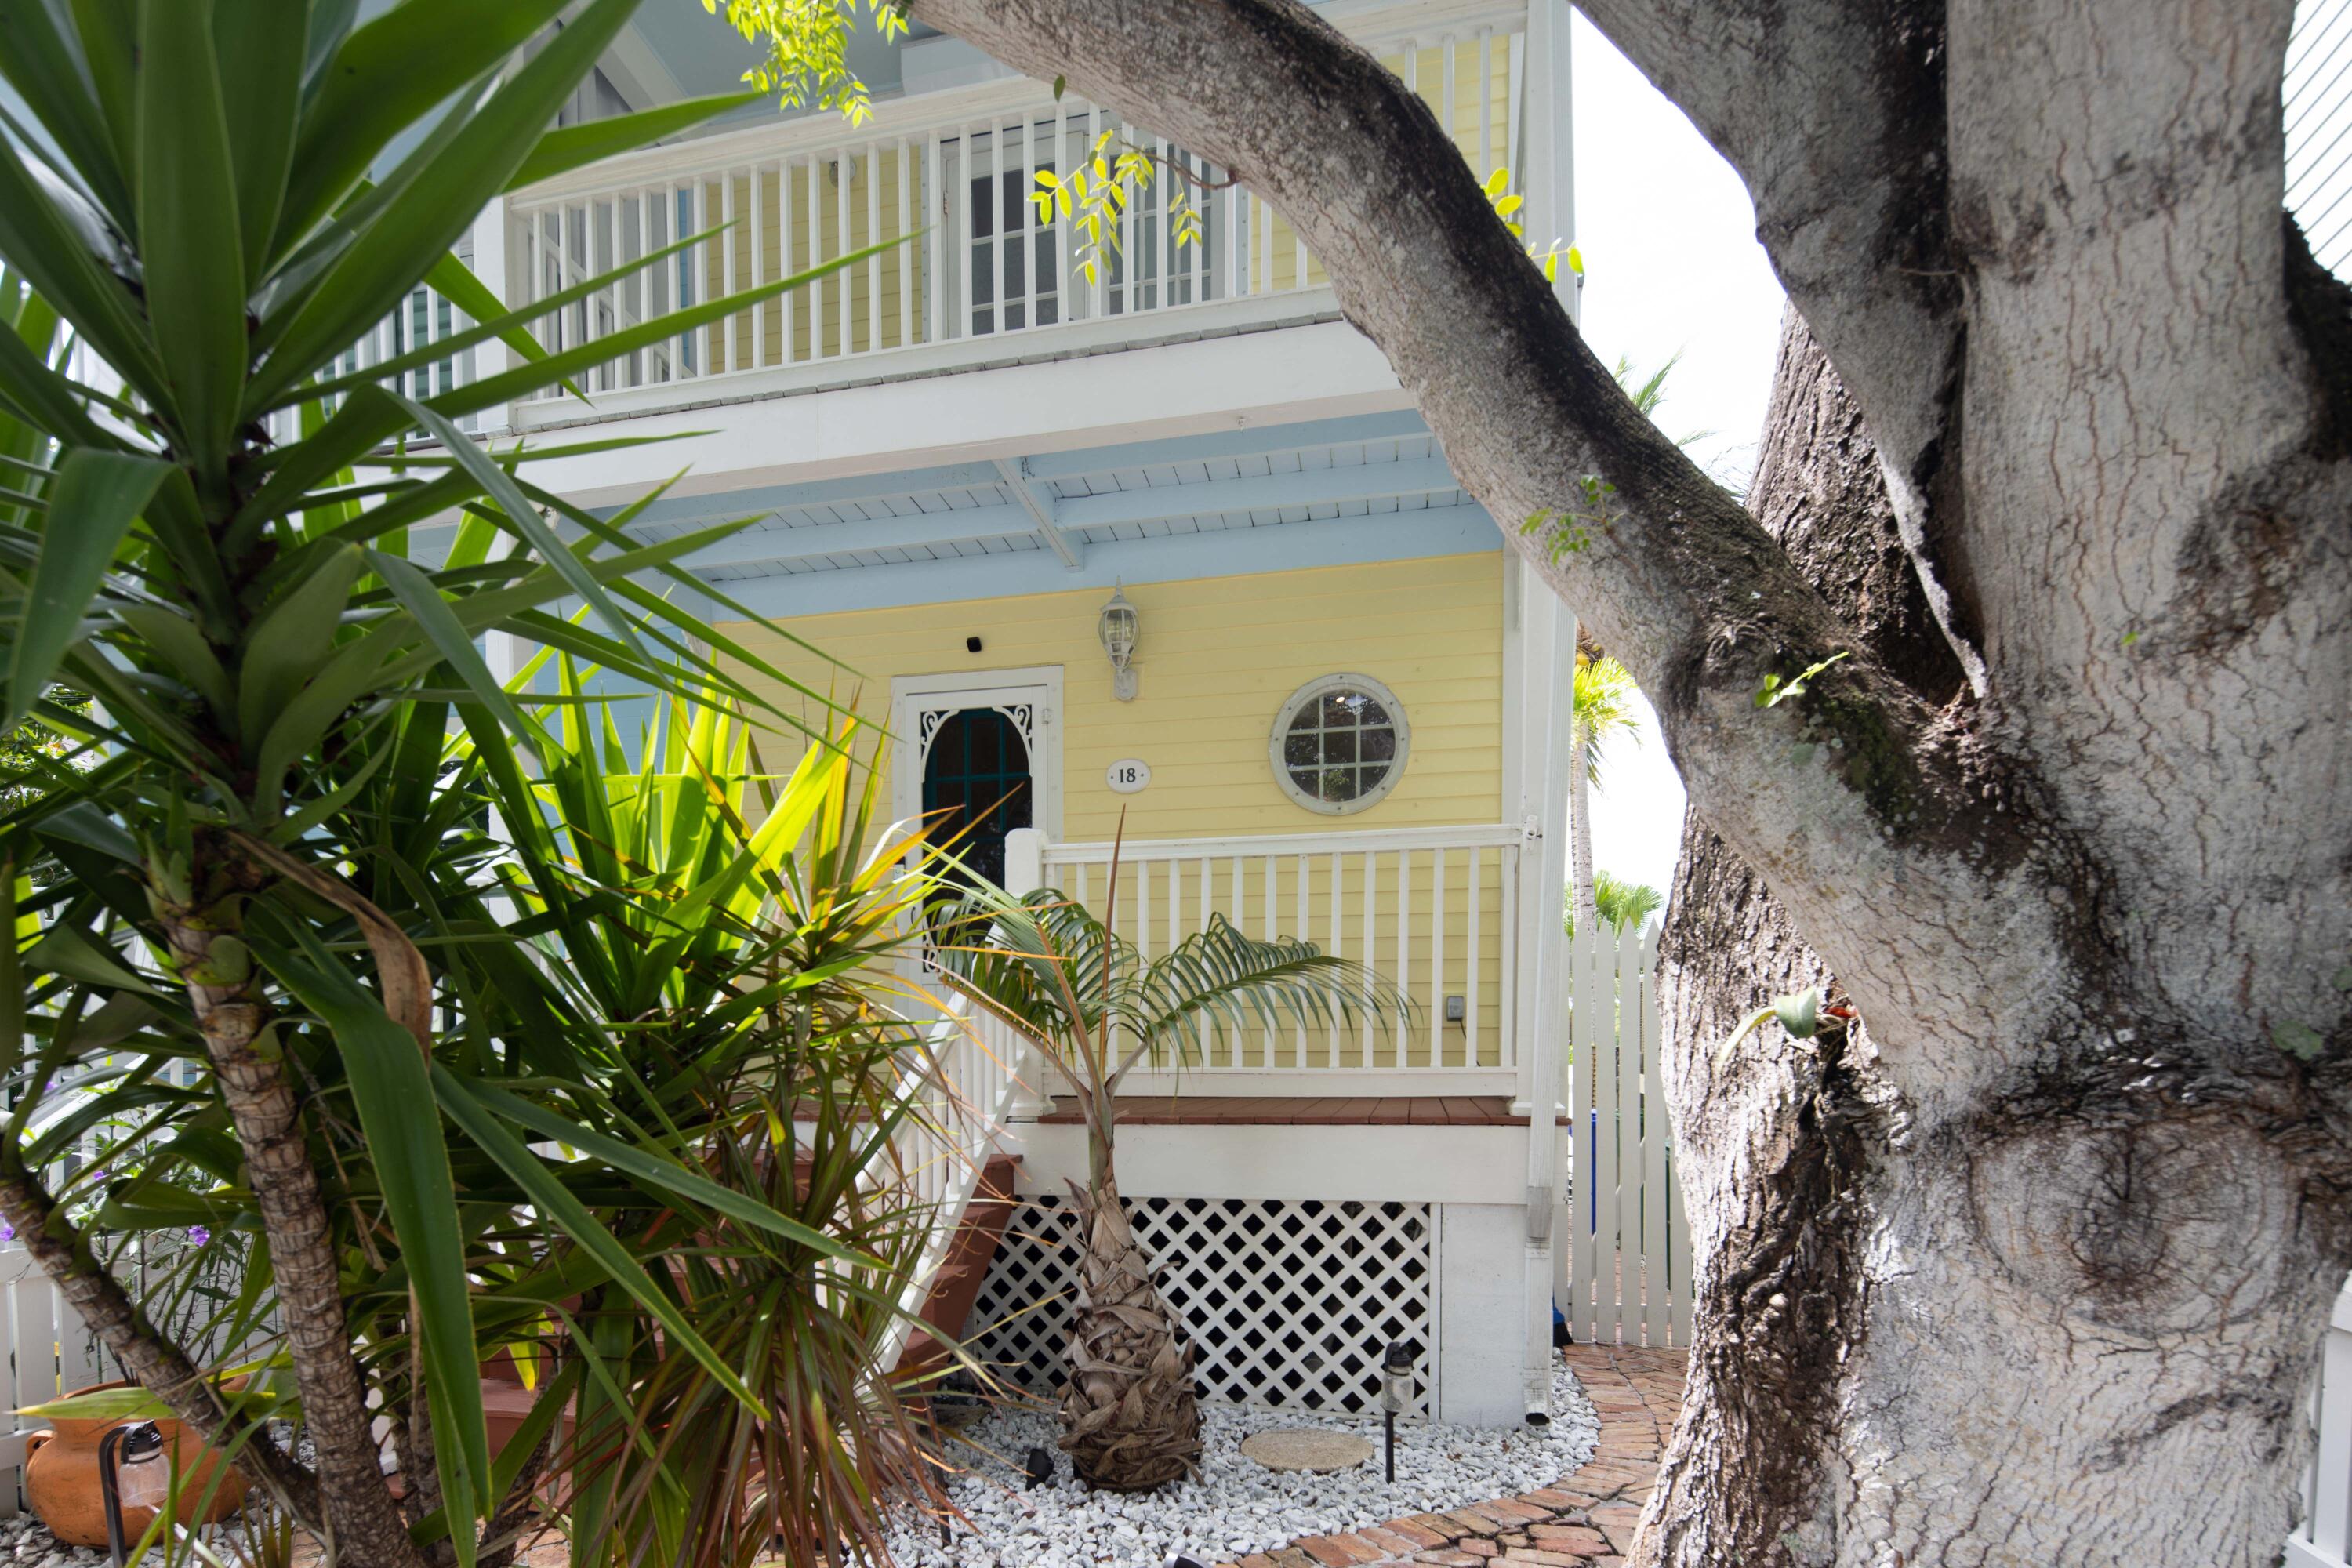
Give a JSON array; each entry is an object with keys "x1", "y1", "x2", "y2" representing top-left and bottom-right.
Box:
[{"x1": 968, "y1": 1196, "x2": 1437, "y2": 1417}]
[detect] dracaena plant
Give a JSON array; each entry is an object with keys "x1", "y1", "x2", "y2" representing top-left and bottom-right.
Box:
[
  {"x1": 470, "y1": 686, "x2": 956, "y2": 1568},
  {"x1": 0, "y1": 3, "x2": 906, "y2": 1565}
]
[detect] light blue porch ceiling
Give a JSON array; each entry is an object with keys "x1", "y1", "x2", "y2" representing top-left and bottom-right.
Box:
[{"x1": 615, "y1": 410, "x2": 1503, "y2": 617}]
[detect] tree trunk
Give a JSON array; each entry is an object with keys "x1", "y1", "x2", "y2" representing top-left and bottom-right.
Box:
[
  {"x1": 1642, "y1": 313, "x2": 2350, "y2": 1566},
  {"x1": 1058, "y1": 1157, "x2": 1201, "y2": 1493},
  {"x1": 161, "y1": 837, "x2": 426, "y2": 1568}
]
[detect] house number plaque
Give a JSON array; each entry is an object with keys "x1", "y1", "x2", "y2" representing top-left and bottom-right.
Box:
[{"x1": 1105, "y1": 759, "x2": 1152, "y2": 794}]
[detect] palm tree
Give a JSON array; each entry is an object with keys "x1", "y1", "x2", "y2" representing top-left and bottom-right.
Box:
[
  {"x1": 1569, "y1": 645, "x2": 1644, "y2": 940},
  {"x1": 1566, "y1": 869, "x2": 1666, "y2": 939},
  {"x1": 930, "y1": 855, "x2": 1406, "y2": 1493}
]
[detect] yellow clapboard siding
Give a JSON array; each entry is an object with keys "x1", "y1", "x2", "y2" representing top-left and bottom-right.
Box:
[
  {"x1": 720, "y1": 554, "x2": 1514, "y2": 1066},
  {"x1": 718, "y1": 552, "x2": 1505, "y2": 842}
]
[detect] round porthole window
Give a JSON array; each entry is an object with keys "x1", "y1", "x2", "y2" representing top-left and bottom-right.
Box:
[{"x1": 1269, "y1": 674, "x2": 1410, "y2": 815}]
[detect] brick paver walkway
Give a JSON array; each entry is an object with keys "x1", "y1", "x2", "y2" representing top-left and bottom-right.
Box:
[{"x1": 1213, "y1": 1344, "x2": 1688, "y2": 1568}]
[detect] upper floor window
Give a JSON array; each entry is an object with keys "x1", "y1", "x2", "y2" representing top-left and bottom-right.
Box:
[{"x1": 1270, "y1": 674, "x2": 1409, "y2": 815}]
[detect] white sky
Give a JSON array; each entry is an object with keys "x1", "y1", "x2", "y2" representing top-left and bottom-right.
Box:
[{"x1": 1564, "y1": 9, "x2": 1786, "y2": 905}]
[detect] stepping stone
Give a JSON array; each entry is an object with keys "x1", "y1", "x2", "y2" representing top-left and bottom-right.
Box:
[{"x1": 1240, "y1": 1428, "x2": 1376, "y2": 1474}]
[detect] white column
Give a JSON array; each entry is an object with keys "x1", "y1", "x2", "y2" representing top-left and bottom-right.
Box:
[
  {"x1": 1000, "y1": 827, "x2": 1057, "y2": 1120},
  {"x1": 1521, "y1": 591, "x2": 1575, "y2": 1415},
  {"x1": 1519, "y1": 0, "x2": 1577, "y2": 321},
  {"x1": 468, "y1": 199, "x2": 515, "y2": 435},
  {"x1": 1509, "y1": 560, "x2": 1557, "y2": 1110}
]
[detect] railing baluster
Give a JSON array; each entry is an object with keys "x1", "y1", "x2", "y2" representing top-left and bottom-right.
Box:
[
  {"x1": 866, "y1": 136, "x2": 882, "y2": 354},
  {"x1": 898, "y1": 139, "x2": 914, "y2": 348},
  {"x1": 1430, "y1": 844, "x2": 1447, "y2": 1068},
  {"x1": 750, "y1": 162, "x2": 766, "y2": 369},
  {"x1": 806, "y1": 149, "x2": 824, "y2": 357},
  {"x1": 1395, "y1": 848, "x2": 1411, "y2": 1069},
  {"x1": 631, "y1": 190, "x2": 650, "y2": 383},
  {"x1": 1229, "y1": 853, "x2": 1246, "y2": 1065},
  {"x1": 1154, "y1": 132, "x2": 1171, "y2": 313},
  {"x1": 1261, "y1": 852, "x2": 1278, "y2": 1067},
  {"x1": 1294, "y1": 851, "x2": 1308, "y2": 1067},
  {"x1": 1441, "y1": 32, "x2": 1457, "y2": 155},
  {"x1": 1498, "y1": 839, "x2": 1519, "y2": 1071},
  {"x1": 1475, "y1": 29, "x2": 1493, "y2": 178},
  {"x1": 1467, "y1": 844, "x2": 1483, "y2": 1067},
  {"x1": 1084, "y1": 100, "x2": 1106, "y2": 319},
  {"x1": 1363, "y1": 848, "x2": 1377, "y2": 1065},
  {"x1": 1328, "y1": 848, "x2": 1344, "y2": 1066},
  {"x1": 1218, "y1": 157, "x2": 1238, "y2": 302},
  {"x1": 958, "y1": 125, "x2": 976, "y2": 342},
  {"x1": 923, "y1": 135, "x2": 941, "y2": 346},
  {"x1": 836, "y1": 145, "x2": 853, "y2": 357},
  {"x1": 1135, "y1": 858, "x2": 1150, "y2": 964},
  {"x1": 720, "y1": 171, "x2": 737, "y2": 375},
  {"x1": 1196, "y1": 855, "x2": 1214, "y2": 1063}
]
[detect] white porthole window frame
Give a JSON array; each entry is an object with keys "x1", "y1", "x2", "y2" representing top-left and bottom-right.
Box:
[{"x1": 1269, "y1": 673, "x2": 1411, "y2": 816}]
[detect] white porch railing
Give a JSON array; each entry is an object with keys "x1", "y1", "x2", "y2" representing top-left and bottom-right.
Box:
[
  {"x1": 258, "y1": 277, "x2": 480, "y2": 446},
  {"x1": 499, "y1": 2, "x2": 1528, "y2": 416},
  {"x1": 1025, "y1": 822, "x2": 1529, "y2": 1091},
  {"x1": 878, "y1": 993, "x2": 1025, "y2": 1372}
]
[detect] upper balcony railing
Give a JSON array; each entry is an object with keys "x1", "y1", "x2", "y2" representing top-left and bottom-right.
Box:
[{"x1": 495, "y1": 0, "x2": 1531, "y2": 422}]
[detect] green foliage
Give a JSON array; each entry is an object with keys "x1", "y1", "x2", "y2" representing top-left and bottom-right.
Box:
[
  {"x1": 0, "y1": 2, "x2": 927, "y2": 1562},
  {"x1": 1033, "y1": 130, "x2": 1205, "y2": 287},
  {"x1": 1565, "y1": 869, "x2": 1664, "y2": 939},
  {"x1": 1573, "y1": 650, "x2": 1643, "y2": 786},
  {"x1": 1755, "y1": 648, "x2": 1852, "y2": 709},
  {"x1": 1483, "y1": 165, "x2": 1580, "y2": 282},
  {"x1": 702, "y1": 0, "x2": 910, "y2": 124},
  {"x1": 935, "y1": 887, "x2": 1409, "y2": 1098}
]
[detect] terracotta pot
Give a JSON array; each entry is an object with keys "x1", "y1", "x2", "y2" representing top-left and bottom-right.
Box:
[{"x1": 24, "y1": 1381, "x2": 249, "y2": 1548}]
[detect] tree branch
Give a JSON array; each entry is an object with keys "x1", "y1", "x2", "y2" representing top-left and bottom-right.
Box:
[
  {"x1": 0, "y1": 1167, "x2": 325, "y2": 1531},
  {"x1": 908, "y1": 0, "x2": 2039, "y2": 1047},
  {"x1": 1573, "y1": 0, "x2": 1978, "y2": 682}
]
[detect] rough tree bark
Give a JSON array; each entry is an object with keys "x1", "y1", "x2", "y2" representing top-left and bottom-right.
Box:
[
  {"x1": 906, "y1": 2, "x2": 2352, "y2": 1562},
  {"x1": 1648, "y1": 310, "x2": 1959, "y2": 1564}
]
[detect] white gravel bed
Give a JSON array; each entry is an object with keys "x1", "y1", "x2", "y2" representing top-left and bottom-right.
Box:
[
  {"x1": 894, "y1": 1356, "x2": 1600, "y2": 1568},
  {"x1": 2, "y1": 1512, "x2": 109, "y2": 1568}
]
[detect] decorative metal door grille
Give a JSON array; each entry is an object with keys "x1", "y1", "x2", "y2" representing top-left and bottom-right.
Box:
[{"x1": 966, "y1": 1196, "x2": 1436, "y2": 1415}]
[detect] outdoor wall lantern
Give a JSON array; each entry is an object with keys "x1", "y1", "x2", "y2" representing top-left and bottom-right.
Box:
[
  {"x1": 99, "y1": 1421, "x2": 167, "y2": 1568},
  {"x1": 1098, "y1": 583, "x2": 1139, "y2": 701},
  {"x1": 1381, "y1": 1341, "x2": 1414, "y2": 1483}
]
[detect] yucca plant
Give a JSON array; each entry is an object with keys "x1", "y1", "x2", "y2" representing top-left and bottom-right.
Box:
[
  {"x1": 929, "y1": 848, "x2": 1408, "y2": 1493},
  {"x1": 0, "y1": 3, "x2": 904, "y2": 1565}
]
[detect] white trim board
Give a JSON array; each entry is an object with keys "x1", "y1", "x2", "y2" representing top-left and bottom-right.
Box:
[
  {"x1": 514, "y1": 320, "x2": 1408, "y2": 510},
  {"x1": 1005, "y1": 1120, "x2": 1548, "y2": 1205},
  {"x1": 887, "y1": 665, "x2": 1065, "y2": 840}
]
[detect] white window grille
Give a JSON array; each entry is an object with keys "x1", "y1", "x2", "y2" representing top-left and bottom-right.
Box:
[
  {"x1": 967, "y1": 1196, "x2": 1437, "y2": 1416},
  {"x1": 1269, "y1": 674, "x2": 1411, "y2": 815}
]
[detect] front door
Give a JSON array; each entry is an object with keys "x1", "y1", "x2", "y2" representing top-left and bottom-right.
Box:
[
  {"x1": 890, "y1": 667, "x2": 1064, "y2": 884},
  {"x1": 922, "y1": 706, "x2": 1031, "y2": 887}
]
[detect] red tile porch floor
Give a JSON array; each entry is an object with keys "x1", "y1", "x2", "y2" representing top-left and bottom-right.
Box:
[
  {"x1": 1213, "y1": 1344, "x2": 1688, "y2": 1568},
  {"x1": 1037, "y1": 1095, "x2": 1572, "y2": 1127}
]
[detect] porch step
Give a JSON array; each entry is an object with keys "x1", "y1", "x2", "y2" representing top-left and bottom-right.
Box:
[
  {"x1": 1033, "y1": 1094, "x2": 1567, "y2": 1127},
  {"x1": 898, "y1": 1152, "x2": 1022, "y2": 1383}
]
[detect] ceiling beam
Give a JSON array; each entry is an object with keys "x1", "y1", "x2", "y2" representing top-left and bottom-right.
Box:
[{"x1": 996, "y1": 457, "x2": 1083, "y2": 568}]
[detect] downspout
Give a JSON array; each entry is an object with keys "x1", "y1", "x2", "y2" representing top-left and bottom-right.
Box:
[
  {"x1": 1523, "y1": 591, "x2": 1577, "y2": 1421},
  {"x1": 1519, "y1": 0, "x2": 1579, "y2": 1425}
]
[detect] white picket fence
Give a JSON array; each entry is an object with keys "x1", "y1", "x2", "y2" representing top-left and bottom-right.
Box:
[
  {"x1": 0, "y1": 1246, "x2": 109, "y2": 1517},
  {"x1": 1559, "y1": 920, "x2": 1693, "y2": 1348}
]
